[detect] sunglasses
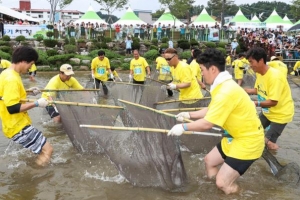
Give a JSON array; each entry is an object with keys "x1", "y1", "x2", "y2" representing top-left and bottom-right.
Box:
[{"x1": 165, "y1": 54, "x2": 176, "y2": 61}]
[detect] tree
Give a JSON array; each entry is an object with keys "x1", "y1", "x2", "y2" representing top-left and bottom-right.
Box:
[
  {"x1": 47, "y1": 0, "x2": 73, "y2": 24},
  {"x1": 94, "y1": 0, "x2": 128, "y2": 25},
  {"x1": 207, "y1": 0, "x2": 234, "y2": 25},
  {"x1": 159, "y1": 0, "x2": 195, "y2": 24},
  {"x1": 152, "y1": 9, "x2": 165, "y2": 19},
  {"x1": 290, "y1": 0, "x2": 300, "y2": 21}
]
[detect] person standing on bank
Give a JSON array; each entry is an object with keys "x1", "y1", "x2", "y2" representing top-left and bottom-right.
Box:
[
  {"x1": 168, "y1": 48, "x2": 264, "y2": 194},
  {"x1": 129, "y1": 50, "x2": 150, "y2": 84},
  {"x1": 0, "y1": 46, "x2": 53, "y2": 166},
  {"x1": 42, "y1": 64, "x2": 84, "y2": 123},
  {"x1": 244, "y1": 47, "x2": 294, "y2": 150},
  {"x1": 91, "y1": 50, "x2": 114, "y2": 94}
]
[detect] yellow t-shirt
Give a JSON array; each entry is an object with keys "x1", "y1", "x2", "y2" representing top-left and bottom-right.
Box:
[
  {"x1": 231, "y1": 59, "x2": 237, "y2": 68},
  {"x1": 172, "y1": 61, "x2": 202, "y2": 100},
  {"x1": 130, "y1": 57, "x2": 149, "y2": 81},
  {"x1": 189, "y1": 59, "x2": 202, "y2": 82},
  {"x1": 225, "y1": 56, "x2": 231, "y2": 66},
  {"x1": 28, "y1": 64, "x2": 37, "y2": 72},
  {"x1": 156, "y1": 56, "x2": 173, "y2": 81},
  {"x1": 255, "y1": 67, "x2": 294, "y2": 123},
  {"x1": 204, "y1": 79, "x2": 264, "y2": 160},
  {"x1": 293, "y1": 61, "x2": 300, "y2": 71},
  {"x1": 41, "y1": 74, "x2": 84, "y2": 99},
  {"x1": 91, "y1": 57, "x2": 111, "y2": 81},
  {"x1": 0, "y1": 69, "x2": 31, "y2": 138},
  {"x1": 107, "y1": 70, "x2": 119, "y2": 78},
  {"x1": 267, "y1": 61, "x2": 287, "y2": 78},
  {"x1": 0, "y1": 59, "x2": 12, "y2": 69},
  {"x1": 234, "y1": 58, "x2": 249, "y2": 80}
]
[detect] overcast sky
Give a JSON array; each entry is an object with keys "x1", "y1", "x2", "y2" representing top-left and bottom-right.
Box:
[{"x1": 2, "y1": 0, "x2": 277, "y2": 17}]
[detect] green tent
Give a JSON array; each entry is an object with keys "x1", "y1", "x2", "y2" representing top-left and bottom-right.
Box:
[
  {"x1": 251, "y1": 15, "x2": 261, "y2": 23},
  {"x1": 192, "y1": 8, "x2": 217, "y2": 27},
  {"x1": 264, "y1": 10, "x2": 286, "y2": 29},
  {"x1": 75, "y1": 6, "x2": 106, "y2": 24},
  {"x1": 113, "y1": 7, "x2": 146, "y2": 26},
  {"x1": 230, "y1": 8, "x2": 250, "y2": 23},
  {"x1": 153, "y1": 8, "x2": 184, "y2": 27}
]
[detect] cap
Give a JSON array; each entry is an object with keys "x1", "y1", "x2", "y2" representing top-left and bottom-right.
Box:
[
  {"x1": 233, "y1": 39, "x2": 237, "y2": 42},
  {"x1": 270, "y1": 56, "x2": 279, "y2": 61},
  {"x1": 60, "y1": 64, "x2": 74, "y2": 75}
]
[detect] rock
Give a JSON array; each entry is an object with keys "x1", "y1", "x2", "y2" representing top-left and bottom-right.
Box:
[
  {"x1": 36, "y1": 47, "x2": 46, "y2": 51},
  {"x1": 86, "y1": 42, "x2": 92, "y2": 48},
  {"x1": 79, "y1": 66, "x2": 89, "y2": 71},
  {"x1": 57, "y1": 50, "x2": 64, "y2": 54},
  {"x1": 80, "y1": 51, "x2": 89, "y2": 56},
  {"x1": 37, "y1": 65, "x2": 51, "y2": 69},
  {"x1": 123, "y1": 58, "x2": 132, "y2": 62},
  {"x1": 82, "y1": 60, "x2": 91, "y2": 64},
  {"x1": 69, "y1": 58, "x2": 81, "y2": 64},
  {"x1": 176, "y1": 48, "x2": 183, "y2": 54}
]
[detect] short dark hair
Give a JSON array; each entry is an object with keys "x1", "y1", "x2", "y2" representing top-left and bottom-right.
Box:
[
  {"x1": 12, "y1": 46, "x2": 38, "y2": 64},
  {"x1": 164, "y1": 48, "x2": 177, "y2": 54},
  {"x1": 192, "y1": 49, "x2": 202, "y2": 59},
  {"x1": 98, "y1": 50, "x2": 105, "y2": 56},
  {"x1": 110, "y1": 66, "x2": 115, "y2": 71},
  {"x1": 238, "y1": 53, "x2": 245, "y2": 58},
  {"x1": 246, "y1": 47, "x2": 267, "y2": 64},
  {"x1": 196, "y1": 48, "x2": 225, "y2": 72}
]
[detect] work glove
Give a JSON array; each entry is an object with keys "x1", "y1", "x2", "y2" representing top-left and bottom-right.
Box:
[
  {"x1": 28, "y1": 87, "x2": 41, "y2": 96},
  {"x1": 110, "y1": 73, "x2": 114, "y2": 79},
  {"x1": 91, "y1": 73, "x2": 95, "y2": 79},
  {"x1": 167, "y1": 124, "x2": 185, "y2": 136},
  {"x1": 129, "y1": 74, "x2": 133, "y2": 80},
  {"x1": 156, "y1": 70, "x2": 159, "y2": 74},
  {"x1": 119, "y1": 77, "x2": 123, "y2": 82},
  {"x1": 167, "y1": 83, "x2": 177, "y2": 90},
  {"x1": 35, "y1": 98, "x2": 49, "y2": 108},
  {"x1": 160, "y1": 85, "x2": 167, "y2": 90},
  {"x1": 175, "y1": 112, "x2": 190, "y2": 122}
]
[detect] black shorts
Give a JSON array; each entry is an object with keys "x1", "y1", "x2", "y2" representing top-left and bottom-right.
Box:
[
  {"x1": 29, "y1": 71, "x2": 37, "y2": 76},
  {"x1": 126, "y1": 48, "x2": 132, "y2": 54},
  {"x1": 45, "y1": 105, "x2": 60, "y2": 118},
  {"x1": 216, "y1": 142, "x2": 257, "y2": 175},
  {"x1": 133, "y1": 79, "x2": 145, "y2": 85}
]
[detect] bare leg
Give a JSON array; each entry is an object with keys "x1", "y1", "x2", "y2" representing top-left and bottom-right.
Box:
[
  {"x1": 204, "y1": 146, "x2": 224, "y2": 178},
  {"x1": 53, "y1": 115, "x2": 61, "y2": 123},
  {"x1": 36, "y1": 141, "x2": 53, "y2": 166},
  {"x1": 216, "y1": 163, "x2": 240, "y2": 194}
]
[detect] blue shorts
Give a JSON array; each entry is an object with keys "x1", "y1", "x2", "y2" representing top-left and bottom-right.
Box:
[{"x1": 12, "y1": 125, "x2": 47, "y2": 154}]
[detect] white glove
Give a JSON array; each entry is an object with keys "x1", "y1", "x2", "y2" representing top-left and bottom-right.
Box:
[
  {"x1": 147, "y1": 74, "x2": 151, "y2": 78},
  {"x1": 28, "y1": 87, "x2": 41, "y2": 96},
  {"x1": 175, "y1": 112, "x2": 190, "y2": 122},
  {"x1": 91, "y1": 73, "x2": 95, "y2": 79},
  {"x1": 156, "y1": 70, "x2": 159, "y2": 74},
  {"x1": 160, "y1": 85, "x2": 167, "y2": 90},
  {"x1": 129, "y1": 74, "x2": 133, "y2": 80},
  {"x1": 167, "y1": 124, "x2": 185, "y2": 136},
  {"x1": 119, "y1": 78, "x2": 123, "y2": 82},
  {"x1": 167, "y1": 83, "x2": 177, "y2": 90},
  {"x1": 35, "y1": 98, "x2": 49, "y2": 108},
  {"x1": 110, "y1": 73, "x2": 114, "y2": 79}
]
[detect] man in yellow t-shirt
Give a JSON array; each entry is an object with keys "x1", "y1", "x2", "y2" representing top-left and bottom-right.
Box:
[
  {"x1": 41, "y1": 64, "x2": 84, "y2": 123},
  {"x1": 129, "y1": 49, "x2": 150, "y2": 85},
  {"x1": 292, "y1": 60, "x2": 300, "y2": 76},
  {"x1": 164, "y1": 48, "x2": 202, "y2": 100},
  {"x1": 107, "y1": 66, "x2": 122, "y2": 82},
  {"x1": 0, "y1": 57, "x2": 12, "y2": 73},
  {"x1": 267, "y1": 56, "x2": 287, "y2": 78},
  {"x1": 91, "y1": 50, "x2": 113, "y2": 95},
  {"x1": 0, "y1": 46, "x2": 53, "y2": 167},
  {"x1": 225, "y1": 54, "x2": 231, "y2": 68},
  {"x1": 234, "y1": 53, "x2": 249, "y2": 86},
  {"x1": 190, "y1": 49, "x2": 206, "y2": 90},
  {"x1": 168, "y1": 48, "x2": 264, "y2": 195},
  {"x1": 245, "y1": 47, "x2": 294, "y2": 150},
  {"x1": 156, "y1": 48, "x2": 173, "y2": 96},
  {"x1": 28, "y1": 63, "x2": 37, "y2": 81}
]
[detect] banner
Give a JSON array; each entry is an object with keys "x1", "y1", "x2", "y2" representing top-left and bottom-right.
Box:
[
  {"x1": 208, "y1": 28, "x2": 219, "y2": 41},
  {"x1": 3, "y1": 25, "x2": 48, "y2": 38}
]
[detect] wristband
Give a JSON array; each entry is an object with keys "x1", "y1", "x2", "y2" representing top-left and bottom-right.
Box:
[
  {"x1": 257, "y1": 101, "x2": 260, "y2": 107},
  {"x1": 182, "y1": 123, "x2": 188, "y2": 131},
  {"x1": 34, "y1": 101, "x2": 39, "y2": 107}
]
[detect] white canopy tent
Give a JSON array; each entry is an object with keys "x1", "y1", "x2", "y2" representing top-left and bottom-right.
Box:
[
  {"x1": 153, "y1": 8, "x2": 184, "y2": 27},
  {"x1": 0, "y1": 5, "x2": 39, "y2": 22},
  {"x1": 74, "y1": 6, "x2": 107, "y2": 25},
  {"x1": 112, "y1": 7, "x2": 146, "y2": 26}
]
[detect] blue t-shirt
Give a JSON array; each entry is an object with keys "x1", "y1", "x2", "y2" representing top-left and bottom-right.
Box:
[{"x1": 125, "y1": 40, "x2": 132, "y2": 49}]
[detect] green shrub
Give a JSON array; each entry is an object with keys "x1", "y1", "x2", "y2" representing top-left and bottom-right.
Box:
[
  {"x1": 100, "y1": 42, "x2": 108, "y2": 49},
  {"x1": 0, "y1": 41, "x2": 9, "y2": 46},
  {"x1": 0, "y1": 46, "x2": 12, "y2": 54},
  {"x1": 178, "y1": 41, "x2": 190, "y2": 50},
  {"x1": 36, "y1": 35, "x2": 44, "y2": 42},
  {"x1": 43, "y1": 39, "x2": 58, "y2": 47},
  {"x1": 77, "y1": 39, "x2": 86, "y2": 43},
  {"x1": 204, "y1": 42, "x2": 216, "y2": 48},
  {"x1": 217, "y1": 42, "x2": 227, "y2": 48},
  {"x1": 236, "y1": 45, "x2": 241, "y2": 54},
  {"x1": 36, "y1": 50, "x2": 49, "y2": 65},
  {"x1": 132, "y1": 37, "x2": 140, "y2": 50},
  {"x1": 15, "y1": 35, "x2": 26, "y2": 42},
  {"x1": 64, "y1": 44, "x2": 77, "y2": 54},
  {"x1": 0, "y1": 50, "x2": 11, "y2": 60},
  {"x1": 88, "y1": 49, "x2": 120, "y2": 60},
  {"x1": 161, "y1": 37, "x2": 168, "y2": 43},
  {"x1": 150, "y1": 45, "x2": 158, "y2": 50},
  {"x1": 46, "y1": 31, "x2": 54, "y2": 38},
  {"x1": 143, "y1": 49, "x2": 159, "y2": 61},
  {"x1": 2, "y1": 35, "x2": 11, "y2": 41},
  {"x1": 33, "y1": 34, "x2": 44, "y2": 40},
  {"x1": 179, "y1": 51, "x2": 191, "y2": 60},
  {"x1": 64, "y1": 37, "x2": 69, "y2": 45},
  {"x1": 46, "y1": 49, "x2": 58, "y2": 56},
  {"x1": 190, "y1": 39, "x2": 199, "y2": 47},
  {"x1": 69, "y1": 37, "x2": 76, "y2": 45},
  {"x1": 74, "y1": 55, "x2": 92, "y2": 60},
  {"x1": 143, "y1": 41, "x2": 151, "y2": 48},
  {"x1": 46, "y1": 24, "x2": 54, "y2": 30},
  {"x1": 159, "y1": 43, "x2": 168, "y2": 49},
  {"x1": 121, "y1": 62, "x2": 130, "y2": 70},
  {"x1": 151, "y1": 38, "x2": 158, "y2": 46},
  {"x1": 47, "y1": 54, "x2": 75, "y2": 66},
  {"x1": 104, "y1": 37, "x2": 112, "y2": 43},
  {"x1": 216, "y1": 47, "x2": 226, "y2": 56}
]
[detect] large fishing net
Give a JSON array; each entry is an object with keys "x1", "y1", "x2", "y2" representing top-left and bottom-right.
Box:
[{"x1": 54, "y1": 84, "x2": 188, "y2": 190}]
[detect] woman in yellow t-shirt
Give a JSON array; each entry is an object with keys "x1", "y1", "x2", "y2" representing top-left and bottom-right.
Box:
[{"x1": 28, "y1": 63, "x2": 37, "y2": 81}]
